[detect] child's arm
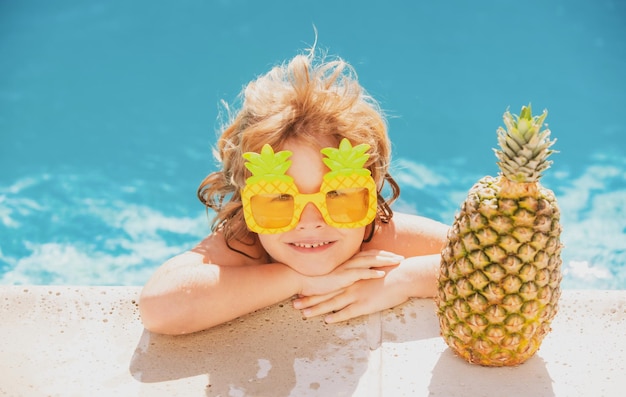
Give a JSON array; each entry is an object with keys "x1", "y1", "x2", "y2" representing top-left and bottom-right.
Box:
[
  {"x1": 139, "y1": 251, "x2": 296, "y2": 335},
  {"x1": 293, "y1": 253, "x2": 440, "y2": 323},
  {"x1": 138, "y1": 231, "x2": 391, "y2": 335},
  {"x1": 292, "y1": 212, "x2": 449, "y2": 322},
  {"x1": 364, "y1": 212, "x2": 450, "y2": 258}
]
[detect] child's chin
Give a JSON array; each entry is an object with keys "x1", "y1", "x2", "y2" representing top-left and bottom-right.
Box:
[{"x1": 290, "y1": 262, "x2": 338, "y2": 277}]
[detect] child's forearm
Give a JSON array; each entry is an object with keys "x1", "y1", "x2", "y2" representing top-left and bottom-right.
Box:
[
  {"x1": 394, "y1": 253, "x2": 440, "y2": 299},
  {"x1": 293, "y1": 252, "x2": 440, "y2": 324},
  {"x1": 139, "y1": 255, "x2": 300, "y2": 335}
]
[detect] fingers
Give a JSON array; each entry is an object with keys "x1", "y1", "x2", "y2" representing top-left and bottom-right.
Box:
[
  {"x1": 338, "y1": 266, "x2": 388, "y2": 288},
  {"x1": 296, "y1": 278, "x2": 380, "y2": 321},
  {"x1": 300, "y1": 292, "x2": 369, "y2": 324},
  {"x1": 324, "y1": 303, "x2": 361, "y2": 324},
  {"x1": 298, "y1": 290, "x2": 355, "y2": 320},
  {"x1": 293, "y1": 290, "x2": 342, "y2": 310},
  {"x1": 298, "y1": 251, "x2": 401, "y2": 297},
  {"x1": 295, "y1": 251, "x2": 410, "y2": 324},
  {"x1": 342, "y1": 250, "x2": 404, "y2": 270}
]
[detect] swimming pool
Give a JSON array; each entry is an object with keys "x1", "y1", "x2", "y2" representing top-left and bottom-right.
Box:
[{"x1": 1, "y1": 0, "x2": 624, "y2": 289}]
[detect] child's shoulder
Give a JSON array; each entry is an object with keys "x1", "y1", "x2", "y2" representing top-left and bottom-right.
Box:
[
  {"x1": 388, "y1": 212, "x2": 449, "y2": 234},
  {"x1": 191, "y1": 230, "x2": 269, "y2": 267},
  {"x1": 364, "y1": 212, "x2": 449, "y2": 256}
]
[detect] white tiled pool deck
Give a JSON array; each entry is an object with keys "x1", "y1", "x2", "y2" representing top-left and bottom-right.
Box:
[{"x1": 1, "y1": 286, "x2": 624, "y2": 396}]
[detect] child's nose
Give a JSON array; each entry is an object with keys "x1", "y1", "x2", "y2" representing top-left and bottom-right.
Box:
[{"x1": 297, "y1": 203, "x2": 326, "y2": 230}]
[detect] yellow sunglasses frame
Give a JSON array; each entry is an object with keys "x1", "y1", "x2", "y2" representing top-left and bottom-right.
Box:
[
  {"x1": 240, "y1": 140, "x2": 377, "y2": 234},
  {"x1": 242, "y1": 176, "x2": 377, "y2": 234}
]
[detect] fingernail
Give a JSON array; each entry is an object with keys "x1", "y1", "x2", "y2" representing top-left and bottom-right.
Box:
[
  {"x1": 380, "y1": 254, "x2": 404, "y2": 261},
  {"x1": 302, "y1": 309, "x2": 312, "y2": 317},
  {"x1": 293, "y1": 300, "x2": 302, "y2": 309}
]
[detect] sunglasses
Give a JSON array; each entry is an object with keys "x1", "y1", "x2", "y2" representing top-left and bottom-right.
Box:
[{"x1": 241, "y1": 139, "x2": 377, "y2": 234}]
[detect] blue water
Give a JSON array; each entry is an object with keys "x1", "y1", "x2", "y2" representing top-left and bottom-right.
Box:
[{"x1": 1, "y1": 0, "x2": 625, "y2": 288}]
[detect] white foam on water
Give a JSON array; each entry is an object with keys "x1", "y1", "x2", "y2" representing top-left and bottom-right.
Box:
[{"x1": 0, "y1": 172, "x2": 209, "y2": 286}]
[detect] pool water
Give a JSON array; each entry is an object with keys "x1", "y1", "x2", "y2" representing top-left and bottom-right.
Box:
[{"x1": 1, "y1": 0, "x2": 624, "y2": 288}]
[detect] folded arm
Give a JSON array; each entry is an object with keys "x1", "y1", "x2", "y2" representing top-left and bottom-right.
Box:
[
  {"x1": 293, "y1": 212, "x2": 450, "y2": 322},
  {"x1": 139, "y1": 232, "x2": 387, "y2": 335},
  {"x1": 293, "y1": 253, "x2": 441, "y2": 323},
  {"x1": 139, "y1": 252, "x2": 301, "y2": 335},
  {"x1": 139, "y1": 212, "x2": 449, "y2": 334}
]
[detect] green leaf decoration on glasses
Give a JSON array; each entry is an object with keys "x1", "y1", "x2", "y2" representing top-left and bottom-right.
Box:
[
  {"x1": 321, "y1": 138, "x2": 372, "y2": 179},
  {"x1": 242, "y1": 144, "x2": 294, "y2": 185}
]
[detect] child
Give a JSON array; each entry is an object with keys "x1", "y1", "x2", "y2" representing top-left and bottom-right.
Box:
[{"x1": 139, "y1": 49, "x2": 449, "y2": 335}]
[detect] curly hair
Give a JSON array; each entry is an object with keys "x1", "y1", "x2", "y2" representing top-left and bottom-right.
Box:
[{"x1": 197, "y1": 50, "x2": 400, "y2": 253}]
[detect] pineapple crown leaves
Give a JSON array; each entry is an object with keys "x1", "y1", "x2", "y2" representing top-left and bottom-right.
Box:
[
  {"x1": 242, "y1": 144, "x2": 294, "y2": 185},
  {"x1": 320, "y1": 138, "x2": 372, "y2": 178},
  {"x1": 494, "y1": 104, "x2": 558, "y2": 183}
]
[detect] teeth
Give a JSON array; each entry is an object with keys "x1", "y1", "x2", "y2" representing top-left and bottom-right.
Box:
[{"x1": 292, "y1": 241, "x2": 331, "y2": 249}]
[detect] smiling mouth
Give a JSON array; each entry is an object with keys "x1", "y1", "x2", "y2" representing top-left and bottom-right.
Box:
[{"x1": 290, "y1": 241, "x2": 333, "y2": 249}]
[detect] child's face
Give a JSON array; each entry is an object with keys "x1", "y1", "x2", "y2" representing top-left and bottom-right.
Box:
[{"x1": 257, "y1": 138, "x2": 367, "y2": 276}]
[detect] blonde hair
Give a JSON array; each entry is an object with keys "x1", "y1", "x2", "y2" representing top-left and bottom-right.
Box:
[{"x1": 198, "y1": 50, "x2": 399, "y2": 249}]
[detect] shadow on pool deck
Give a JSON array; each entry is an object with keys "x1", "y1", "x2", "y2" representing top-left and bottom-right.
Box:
[
  {"x1": 429, "y1": 351, "x2": 554, "y2": 396},
  {"x1": 130, "y1": 303, "x2": 372, "y2": 395}
]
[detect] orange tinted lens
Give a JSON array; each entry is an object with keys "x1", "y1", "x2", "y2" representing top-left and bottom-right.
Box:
[
  {"x1": 250, "y1": 194, "x2": 295, "y2": 229},
  {"x1": 325, "y1": 187, "x2": 369, "y2": 224}
]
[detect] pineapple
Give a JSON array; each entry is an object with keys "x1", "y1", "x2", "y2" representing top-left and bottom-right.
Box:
[{"x1": 436, "y1": 105, "x2": 562, "y2": 367}]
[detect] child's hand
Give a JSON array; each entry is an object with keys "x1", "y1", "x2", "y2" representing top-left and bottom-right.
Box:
[
  {"x1": 296, "y1": 250, "x2": 403, "y2": 297},
  {"x1": 293, "y1": 253, "x2": 438, "y2": 324},
  {"x1": 294, "y1": 250, "x2": 405, "y2": 317}
]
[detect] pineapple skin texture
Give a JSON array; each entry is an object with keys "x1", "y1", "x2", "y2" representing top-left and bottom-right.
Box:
[{"x1": 436, "y1": 174, "x2": 562, "y2": 367}]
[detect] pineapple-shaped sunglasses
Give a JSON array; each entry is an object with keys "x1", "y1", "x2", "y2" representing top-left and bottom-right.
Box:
[{"x1": 241, "y1": 138, "x2": 377, "y2": 234}]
